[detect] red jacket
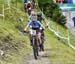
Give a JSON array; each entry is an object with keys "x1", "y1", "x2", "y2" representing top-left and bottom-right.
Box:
[{"x1": 56, "y1": 0, "x2": 63, "y2": 3}]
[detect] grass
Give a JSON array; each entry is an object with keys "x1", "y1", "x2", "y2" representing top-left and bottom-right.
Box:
[
  {"x1": 0, "y1": 0, "x2": 31, "y2": 64},
  {"x1": 42, "y1": 17, "x2": 75, "y2": 64},
  {"x1": 48, "y1": 19, "x2": 75, "y2": 49},
  {"x1": 0, "y1": 0, "x2": 75, "y2": 64},
  {"x1": 44, "y1": 28, "x2": 75, "y2": 64},
  {"x1": 34, "y1": 1, "x2": 75, "y2": 63}
]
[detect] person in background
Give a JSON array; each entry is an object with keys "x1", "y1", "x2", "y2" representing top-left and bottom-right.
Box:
[
  {"x1": 24, "y1": 0, "x2": 28, "y2": 3},
  {"x1": 72, "y1": 16, "x2": 75, "y2": 28},
  {"x1": 24, "y1": 0, "x2": 28, "y2": 11},
  {"x1": 37, "y1": 12, "x2": 46, "y2": 44},
  {"x1": 31, "y1": 0, "x2": 35, "y2": 8},
  {"x1": 28, "y1": 11, "x2": 35, "y2": 20},
  {"x1": 27, "y1": 1, "x2": 33, "y2": 9},
  {"x1": 37, "y1": 12, "x2": 44, "y2": 23},
  {"x1": 62, "y1": 0, "x2": 67, "y2": 3},
  {"x1": 24, "y1": 11, "x2": 45, "y2": 47},
  {"x1": 27, "y1": 7, "x2": 32, "y2": 16}
]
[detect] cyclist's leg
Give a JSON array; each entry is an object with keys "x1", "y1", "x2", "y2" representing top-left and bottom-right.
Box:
[
  {"x1": 42, "y1": 31, "x2": 45, "y2": 41},
  {"x1": 37, "y1": 32, "x2": 41, "y2": 46},
  {"x1": 41, "y1": 31, "x2": 45, "y2": 51}
]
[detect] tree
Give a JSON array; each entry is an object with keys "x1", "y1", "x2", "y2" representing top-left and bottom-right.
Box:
[{"x1": 38, "y1": 0, "x2": 66, "y2": 26}]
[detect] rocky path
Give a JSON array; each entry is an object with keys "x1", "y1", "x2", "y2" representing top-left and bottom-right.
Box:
[{"x1": 22, "y1": 49, "x2": 50, "y2": 64}]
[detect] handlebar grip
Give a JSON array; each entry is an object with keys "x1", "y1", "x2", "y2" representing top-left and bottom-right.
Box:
[{"x1": 23, "y1": 30, "x2": 29, "y2": 33}]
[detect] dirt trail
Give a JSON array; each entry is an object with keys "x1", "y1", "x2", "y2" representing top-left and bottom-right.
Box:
[{"x1": 22, "y1": 49, "x2": 50, "y2": 64}]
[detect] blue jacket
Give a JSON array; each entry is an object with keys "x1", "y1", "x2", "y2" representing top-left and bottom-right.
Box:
[
  {"x1": 67, "y1": 0, "x2": 73, "y2": 3},
  {"x1": 27, "y1": 20, "x2": 42, "y2": 28},
  {"x1": 72, "y1": 17, "x2": 75, "y2": 22}
]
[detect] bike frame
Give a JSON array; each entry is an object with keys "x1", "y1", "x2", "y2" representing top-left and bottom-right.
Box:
[{"x1": 30, "y1": 29, "x2": 39, "y2": 59}]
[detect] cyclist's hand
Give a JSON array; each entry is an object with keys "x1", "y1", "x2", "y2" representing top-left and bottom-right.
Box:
[
  {"x1": 22, "y1": 28, "x2": 26, "y2": 33},
  {"x1": 40, "y1": 27, "x2": 44, "y2": 31},
  {"x1": 45, "y1": 23, "x2": 49, "y2": 28},
  {"x1": 24, "y1": 30, "x2": 27, "y2": 33},
  {"x1": 45, "y1": 25, "x2": 48, "y2": 28},
  {"x1": 23, "y1": 30, "x2": 29, "y2": 33},
  {"x1": 24, "y1": 28, "x2": 27, "y2": 31}
]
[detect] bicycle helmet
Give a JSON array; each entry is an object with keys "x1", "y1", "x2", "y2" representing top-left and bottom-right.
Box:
[
  {"x1": 37, "y1": 12, "x2": 42, "y2": 17},
  {"x1": 30, "y1": 11, "x2": 37, "y2": 21}
]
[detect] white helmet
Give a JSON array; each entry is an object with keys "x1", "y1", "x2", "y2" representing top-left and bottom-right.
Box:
[{"x1": 31, "y1": 11, "x2": 37, "y2": 21}]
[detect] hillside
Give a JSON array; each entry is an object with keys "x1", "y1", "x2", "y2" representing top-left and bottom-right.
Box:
[
  {"x1": 0, "y1": 0, "x2": 75, "y2": 64},
  {"x1": 0, "y1": 0, "x2": 31, "y2": 64}
]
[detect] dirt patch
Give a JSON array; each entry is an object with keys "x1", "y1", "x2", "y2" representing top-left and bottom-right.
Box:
[{"x1": 22, "y1": 49, "x2": 50, "y2": 64}]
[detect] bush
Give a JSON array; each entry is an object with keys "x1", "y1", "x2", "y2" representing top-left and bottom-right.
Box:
[{"x1": 38, "y1": 0, "x2": 66, "y2": 26}]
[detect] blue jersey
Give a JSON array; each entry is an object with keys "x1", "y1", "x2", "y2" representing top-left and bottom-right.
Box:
[{"x1": 27, "y1": 20, "x2": 42, "y2": 28}]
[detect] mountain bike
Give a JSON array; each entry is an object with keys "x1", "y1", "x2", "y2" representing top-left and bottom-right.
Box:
[
  {"x1": 31, "y1": 27, "x2": 39, "y2": 59},
  {"x1": 24, "y1": 27, "x2": 39, "y2": 59}
]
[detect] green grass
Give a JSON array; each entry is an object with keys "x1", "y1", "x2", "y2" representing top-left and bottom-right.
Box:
[
  {"x1": 49, "y1": 19, "x2": 75, "y2": 49},
  {"x1": 41, "y1": 17, "x2": 75, "y2": 64},
  {"x1": 44, "y1": 28, "x2": 75, "y2": 64},
  {"x1": 34, "y1": 1, "x2": 75, "y2": 63},
  {"x1": 0, "y1": 0, "x2": 75, "y2": 64},
  {"x1": 0, "y1": 0, "x2": 31, "y2": 64}
]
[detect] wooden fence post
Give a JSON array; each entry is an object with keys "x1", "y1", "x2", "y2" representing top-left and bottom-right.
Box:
[{"x1": 3, "y1": 4, "x2": 4, "y2": 21}]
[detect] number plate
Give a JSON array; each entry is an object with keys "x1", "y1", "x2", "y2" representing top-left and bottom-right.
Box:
[{"x1": 30, "y1": 30, "x2": 36, "y2": 36}]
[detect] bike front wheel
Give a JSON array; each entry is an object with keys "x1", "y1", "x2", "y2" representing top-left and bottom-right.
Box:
[{"x1": 32, "y1": 37, "x2": 39, "y2": 59}]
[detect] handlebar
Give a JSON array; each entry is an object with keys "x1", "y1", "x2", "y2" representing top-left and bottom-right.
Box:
[{"x1": 22, "y1": 30, "x2": 29, "y2": 33}]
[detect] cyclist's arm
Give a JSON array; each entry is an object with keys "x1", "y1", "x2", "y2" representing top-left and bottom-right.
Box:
[{"x1": 24, "y1": 21, "x2": 31, "y2": 31}]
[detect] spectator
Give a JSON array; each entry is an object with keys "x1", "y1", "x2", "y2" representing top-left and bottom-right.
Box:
[
  {"x1": 24, "y1": 0, "x2": 28, "y2": 11},
  {"x1": 72, "y1": 16, "x2": 75, "y2": 27},
  {"x1": 24, "y1": 0, "x2": 28, "y2": 3}
]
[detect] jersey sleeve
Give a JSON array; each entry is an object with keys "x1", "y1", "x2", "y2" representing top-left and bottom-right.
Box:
[
  {"x1": 37, "y1": 21, "x2": 42, "y2": 26},
  {"x1": 37, "y1": 21, "x2": 45, "y2": 29}
]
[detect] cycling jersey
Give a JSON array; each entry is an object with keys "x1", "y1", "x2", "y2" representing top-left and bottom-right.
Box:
[
  {"x1": 27, "y1": 2, "x2": 32, "y2": 8},
  {"x1": 28, "y1": 20, "x2": 41, "y2": 27},
  {"x1": 27, "y1": 20, "x2": 42, "y2": 33}
]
